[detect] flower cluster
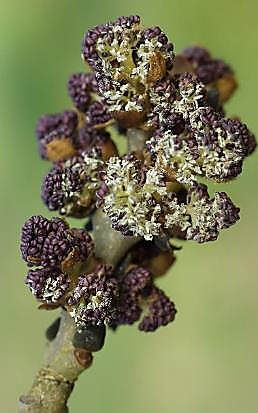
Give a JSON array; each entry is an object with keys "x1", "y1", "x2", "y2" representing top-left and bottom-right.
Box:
[
  {"x1": 82, "y1": 15, "x2": 174, "y2": 123},
  {"x1": 21, "y1": 16, "x2": 256, "y2": 339},
  {"x1": 42, "y1": 149, "x2": 104, "y2": 217},
  {"x1": 21, "y1": 215, "x2": 177, "y2": 332},
  {"x1": 21, "y1": 215, "x2": 94, "y2": 304},
  {"x1": 180, "y1": 45, "x2": 237, "y2": 102},
  {"x1": 67, "y1": 264, "x2": 118, "y2": 327},
  {"x1": 36, "y1": 70, "x2": 117, "y2": 163},
  {"x1": 112, "y1": 266, "x2": 177, "y2": 332}
]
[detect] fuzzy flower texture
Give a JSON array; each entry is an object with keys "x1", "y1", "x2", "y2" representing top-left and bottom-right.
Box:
[{"x1": 21, "y1": 16, "x2": 256, "y2": 336}]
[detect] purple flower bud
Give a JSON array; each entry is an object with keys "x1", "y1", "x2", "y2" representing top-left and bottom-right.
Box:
[
  {"x1": 26, "y1": 267, "x2": 70, "y2": 303},
  {"x1": 36, "y1": 110, "x2": 78, "y2": 140},
  {"x1": 123, "y1": 267, "x2": 152, "y2": 294},
  {"x1": 182, "y1": 45, "x2": 231, "y2": 84},
  {"x1": 67, "y1": 264, "x2": 118, "y2": 327},
  {"x1": 21, "y1": 215, "x2": 68, "y2": 266},
  {"x1": 86, "y1": 101, "x2": 112, "y2": 127},
  {"x1": 113, "y1": 266, "x2": 176, "y2": 332},
  {"x1": 42, "y1": 163, "x2": 83, "y2": 213},
  {"x1": 182, "y1": 45, "x2": 211, "y2": 65},
  {"x1": 113, "y1": 15, "x2": 141, "y2": 28},
  {"x1": 112, "y1": 267, "x2": 152, "y2": 327},
  {"x1": 138, "y1": 286, "x2": 177, "y2": 332},
  {"x1": 21, "y1": 215, "x2": 94, "y2": 267},
  {"x1": 68, "y1": 72, "x2": 97, "y2": 112},
  {"x1": 42, "y1": 150, "x2": 103, "y2": 216}
]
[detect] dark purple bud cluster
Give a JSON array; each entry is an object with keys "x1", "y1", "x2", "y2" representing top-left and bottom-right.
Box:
[
  {"x1": 67, "y1": 264, "x2": 118, "y2": 327},
  {"x1": 36, "y1": 110, "x2": 79, "y2": 162},
  {"x1": 36, "y1": 110, "x2": 78, "y2": 141},
  {"x1": 138, "y1": 286, "x2": 176, "y2": 332},
  {"x1": 21, "y1": 215, "x2": 94, "y2": 268},
  {"x1": 21, "y1": 215, "x2": 94, "y2": 305},
  {"x1": 86, "y1": 101, "x2": 112, "y2": 127},
  {"x1": 68, "y1": 72, "x2": 97, "y2": 112},
  {"x1": 181, "y1": 45, "x2": 232, "y2": 85},
  {"x1": 113, "y1": 267, "x2": 177, "y2": 332},
  {"x1": 42, "y1": 149, "x2": 104, "y2": 217},
  {"x1": 26, "y1": 267, "x2": 70, "y2": 303}
]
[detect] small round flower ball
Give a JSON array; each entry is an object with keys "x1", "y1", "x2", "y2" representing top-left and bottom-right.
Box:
[
  {"x1": 139, "y1": 286, "x2": 177, "y2": 332},
  {"x1": 36, "y1": 110, "x2": 78, "y2": 140},
  {"x1": 21, "y1": 215, "x2": 94, "y2": 268},
  {"x1": 26, "y1": 267, "x2": 70, "y2": 303},
  {"x1": 68, "y1": 72, "x2": 97, "y2": 113}
]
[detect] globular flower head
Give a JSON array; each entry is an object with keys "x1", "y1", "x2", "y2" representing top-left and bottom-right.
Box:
[
  {"x1": 36, "y1": 110, "x2": 78, "y2": 141},
  {"x1": 182, "y1": 45, "x2": 230, "y2": 83},
  {"x1": 68, "y1": 72, "x2": 97, "y2": 112},
  {"x1": 67, "y1": 264, "x2": 118, "y2": 327},
  {"x1": 147, "y1": 72, "x2": 207, "y2": 131},
  {"x1": 138, "y1": 286, "x2": 177, "y2": 332},
  {"x1": 21, "y1": 215, "x2": 94, "y2": 268},
  {"x1": 99, "y1": 156, "x2": 171, "y2": 240},
  {"x1": 113, "y1": 266, "x2": 177, "y2": 332},
  {"x1": 181, "y1": 45, "x2": 237, "y2": 102},
  {"x1": 42, "y1": 149, "x2": 104, "y2": 217},
  {"x1": 112, "y1": 266, "x2": 152, "y2": 327},
  {"x1": 82, "y1": 16, "x2": 174, "y2": 115},
  {"x1": 165, "y1": 183, "x2": 240, "y2": 243},
  {"x1": 147, "y1": 107, "x2": 254, "y2": 184},
  {"x1": 26, "y1": 267, "x2": 70, "y2": 303},
  {"x1": 86, "y1": 100, "x2": 113, "y2": 127}
]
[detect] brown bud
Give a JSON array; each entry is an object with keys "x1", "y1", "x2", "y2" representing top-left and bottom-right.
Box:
[
  {"x1": 147, "y1": 250, "x2": 175, "y2": 277},
  {"x1": 100, "y1": 139, "x2": 118, "y2": 160},
  {"x1": 46, "y1": 138, "x2": 76, "y2": 162},
  {"x1": 147, "y1": 52, "x2": 166, "y2": 84},
  {"x1": 113, "y1": 110, "x2": 146, "y2": 128},
  {"x1": 74, "y1": 348, "x2": 93, "y2": 368},
  {"x1": 215, "y1": 72, "x2": 238, "y2": 103}
]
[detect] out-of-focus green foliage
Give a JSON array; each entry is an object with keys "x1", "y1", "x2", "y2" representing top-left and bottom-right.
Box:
[{"x1": 0, "y1": 1, "x2": 257, "y2": 412}]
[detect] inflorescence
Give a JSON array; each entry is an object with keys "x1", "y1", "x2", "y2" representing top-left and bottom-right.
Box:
[{"x1": 21, "y1": 16, "x2": 256, "y2": 341}]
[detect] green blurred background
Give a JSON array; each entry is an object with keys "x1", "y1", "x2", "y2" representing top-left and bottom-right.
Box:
[{"x1": 0, "y1": 0, "x2": 258, "y2": 412}]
